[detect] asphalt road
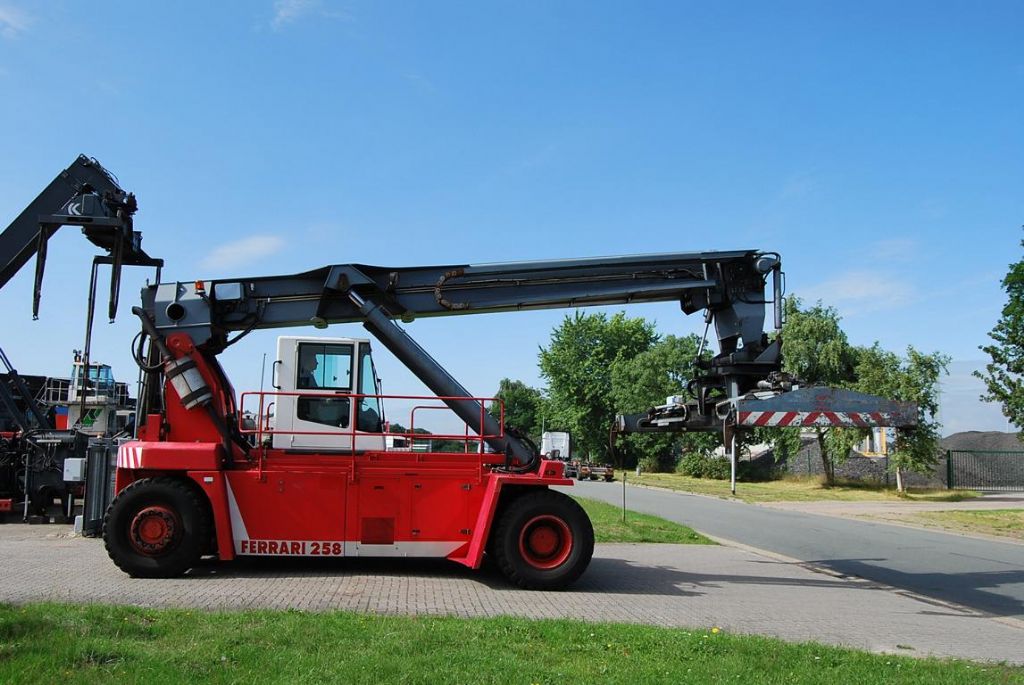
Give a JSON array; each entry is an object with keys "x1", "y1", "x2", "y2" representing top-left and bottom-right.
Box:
[{"x1": 568, "y1": 480, "x2": 1024, "y2": 619}]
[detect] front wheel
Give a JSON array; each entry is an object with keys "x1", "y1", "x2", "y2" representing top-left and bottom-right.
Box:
[
  {"x1": 103, "y1": 477, "x2": 211, "y2": 578},
  {"x1": 491, "y1": 490, "x2": 594, "y2": 590}
]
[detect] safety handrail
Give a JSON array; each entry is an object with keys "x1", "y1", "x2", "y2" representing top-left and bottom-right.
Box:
[{"x1": 238, "y1": 390, "x2": 505, "y2": 452}]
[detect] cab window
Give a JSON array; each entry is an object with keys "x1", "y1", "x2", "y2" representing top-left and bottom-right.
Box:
[
  {"x1": 296, "y1": 342, "x2": 353, "y2": 429},
  {"x1": 296, "y1": 343, "x2": 352, "y2": 390},
  {"x1": 357, "y1": 345, "x2": 382, "y2": 433}
]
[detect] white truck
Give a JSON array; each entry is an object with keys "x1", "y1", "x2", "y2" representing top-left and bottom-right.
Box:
[
  {"x1": 541, "y1": 431, "x2": 576, "y2": 477},
  {"x1": 541, "y1": 431, "x2": 615, "y2": 481}
]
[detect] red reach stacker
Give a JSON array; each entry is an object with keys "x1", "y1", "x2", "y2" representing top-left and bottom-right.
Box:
[
  {"x1": 105, "y1": 251, "x2": 915, "y2": 589},
  {"x1": 0, "y1": 155, "x2": 917, "y2": 589}
]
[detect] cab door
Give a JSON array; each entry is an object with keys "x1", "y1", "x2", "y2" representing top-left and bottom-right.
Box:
[
  {"x1": 353, "y1": 343, "x2": 385, "y2": 452},
  {"x1": 271, "y1": 337, "x2": 385, "y2": 453}
]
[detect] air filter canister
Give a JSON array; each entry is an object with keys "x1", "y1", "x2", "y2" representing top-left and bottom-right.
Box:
[{"x1": 164, "y1": 357, "x2": 212, "y2": 409}]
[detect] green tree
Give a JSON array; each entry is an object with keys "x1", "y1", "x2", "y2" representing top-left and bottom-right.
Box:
[
  {"x1": 780, "y1": 297, "x2": 858, "y2": 485},
  {"x1": 976, "y1": 236, "x2": 1024, "y2": 436},
  {"x1": 489, "y1": 378, "x2": 546, "y2": 445},
  {"x1": 753, "y1": 424, "x2": 803, "y2": 468},
  {"x1": 610, "y1": 334, "x2": 717, "y2": 470},
  {"x1": 854, "y1": 344, "x2": 950, "y2": 492},
  {"x1": 539, "y1": 312, "x2": 657, "y2": 459}
]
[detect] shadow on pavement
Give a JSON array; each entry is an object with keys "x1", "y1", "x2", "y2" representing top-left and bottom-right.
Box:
[
  {"x1": 803, "y1": 558, "x2": 1024, "y2": 618},
  {"x1": 183, "y1": 553, "x2": 899, "y2": 600}
]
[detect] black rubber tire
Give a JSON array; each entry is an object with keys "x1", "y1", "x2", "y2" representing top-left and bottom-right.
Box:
[
  {"x1": 491, "y1": 489, "x2": 594, "y2": 590},
  {"x1": 103, "y1": 477, "x2": 211, "y2": 578}
]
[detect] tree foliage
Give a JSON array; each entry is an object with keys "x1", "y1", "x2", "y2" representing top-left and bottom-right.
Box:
[
  {"x1": 777, "y1": 297, "x2": 949, "y2": 487},
  {"x1": 778, "y1": 297, "x2": 858, "y2": 484},
  {"x1": 539, "y1": 312, "x2": 657, "y2": 459},
  {"x1": 976, "y1": 236, "x2": 1024, "y2": 436},
  {"x1": 854, "y1": 344, "x2": 949, "y2": 489},
  {"x1": 780, "y1": 297, "x2": 857, "y2": 385},
  {"x1": 489, "y1": 378, "x2": 546, "y2": 444}
]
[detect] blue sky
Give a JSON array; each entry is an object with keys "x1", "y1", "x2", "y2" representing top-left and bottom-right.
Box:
[{"x1": 0, "y1": 1, "x2": 1021, "y2": 436}]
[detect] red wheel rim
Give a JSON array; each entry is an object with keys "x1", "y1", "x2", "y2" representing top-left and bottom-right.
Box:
[
  {"x1": 518, "y1": 515, "x2": 573, "y2": 570},
  {"x1": 129, "y1": 505, "x2": 180, "y2": 556}
]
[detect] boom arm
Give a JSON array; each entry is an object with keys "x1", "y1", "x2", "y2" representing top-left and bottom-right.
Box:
[
  {"x1": 0, "y1": 154, "x2": 162, "y2": 321},
  {"x1": 142, "y1": 251, "x2": 784, "y2": 465}
]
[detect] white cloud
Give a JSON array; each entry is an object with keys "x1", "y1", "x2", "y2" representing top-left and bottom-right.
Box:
[
  {"x1": 200, "y1": 235, "x2": 286, "y2": 270},
  {"x1": 0, "y1": 3, "x2": 31, "y2": 38},
  {"x1": 270, "y1": 0, "x2": 348, "y2": 30},
  {"x1": 800, "y1": 270, "x2": 917, "y2": 316},
  {"x1": 271, "y1": 0, "x2": 315, "y2": 29}
]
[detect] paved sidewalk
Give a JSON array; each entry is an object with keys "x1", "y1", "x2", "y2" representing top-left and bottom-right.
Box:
[{"x1": 1, "y1": 525, "x2": 1021, "y2": 664}]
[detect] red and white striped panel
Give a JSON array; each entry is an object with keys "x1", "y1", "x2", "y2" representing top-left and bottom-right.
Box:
[
  {"x1": 117, "y1": 444, "x2": 144, "y2": 468},
  {"x1": 737, "y1": 411, "x2": 900, "y2": 428}
]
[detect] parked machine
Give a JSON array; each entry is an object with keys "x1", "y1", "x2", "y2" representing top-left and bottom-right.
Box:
[
  {"x1": 2, "y1": 155, "x2": 918, "y2": 588},
  {"x1": 0, "y1": 155, "x2": 161, "y2": 521},
  {"x1": 0, "y1": 350, "x2": 136, "y2": 517},
  {"x1": 103, "y1": 245, "x2": 917, "y2": 590}
]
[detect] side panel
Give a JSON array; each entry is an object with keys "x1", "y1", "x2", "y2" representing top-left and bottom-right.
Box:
[
  {"x1": 188, "y1": 470, "x2": 235, "y2": 561},
  {"x1": 226, "y1": 469, "x2": 347, "y2": 556},
  {"x1": 347, "y1": 476, "x2": 406, "y2": 555},
  {"x1": 345, "y1": 472, "x2": 475, "y2": 558},
  {"x1": 410, "y1": 479, "x2": 470, "y2": 541}
]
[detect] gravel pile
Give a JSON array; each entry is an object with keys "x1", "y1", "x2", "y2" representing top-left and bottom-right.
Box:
[{"x1": 941, "y1": 431, "x2": 1022, "y2": 452}]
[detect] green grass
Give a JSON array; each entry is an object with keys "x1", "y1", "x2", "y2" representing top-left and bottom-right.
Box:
[
  {"x1": 903, "y1": 509, "x2": 1024, "y2": 541},
  {"x1": 1, "y1": 603, "x2": 1020, "y2": 684},
  {"x1": 627, "y1": 473, "x2": 981, "y2": 503},
  {"x1": 573, "y1": 496, "x2": 713, "y2": 544}
]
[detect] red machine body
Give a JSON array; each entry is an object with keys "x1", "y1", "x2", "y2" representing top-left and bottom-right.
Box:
[
  {"x1": 115, "y1": 444, "x2": 570, "y2": 569},
  {"x1": 106, "y1": 330, "x2": 587, "y2": 588}
]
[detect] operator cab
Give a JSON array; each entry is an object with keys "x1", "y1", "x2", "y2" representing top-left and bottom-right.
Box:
[{"x1": 271, "y1": 336, "x2": 385, "y2": 452}]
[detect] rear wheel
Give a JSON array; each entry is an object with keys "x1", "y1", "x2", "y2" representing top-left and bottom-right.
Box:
[
  {"x1": 103, "y1": 477, "x2": 211, "y2": 578},
  {"x1": 491, "y1": 489, "x2": 594, "y2": 590}
]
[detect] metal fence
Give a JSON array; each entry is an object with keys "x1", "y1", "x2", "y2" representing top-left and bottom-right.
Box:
[{"x1": 947, "y1": 450, "x2": 1024, "y2": 491}]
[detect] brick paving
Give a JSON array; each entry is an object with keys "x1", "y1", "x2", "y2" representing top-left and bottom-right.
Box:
[{"x1": 1, "y1": 524, "x2": 1021, "y2": 664}]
